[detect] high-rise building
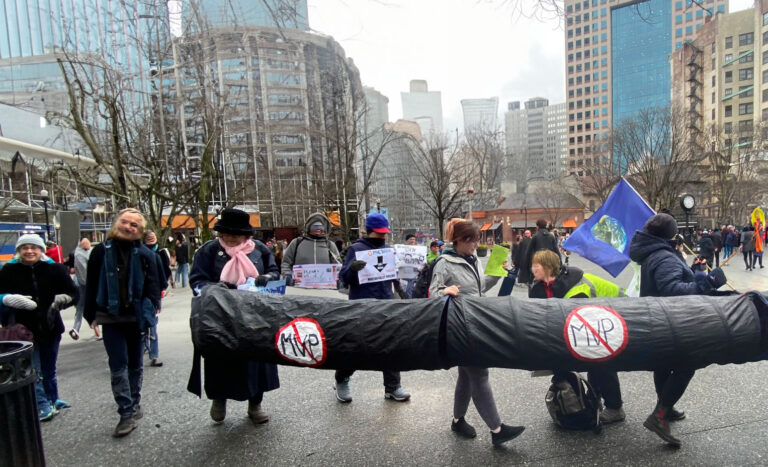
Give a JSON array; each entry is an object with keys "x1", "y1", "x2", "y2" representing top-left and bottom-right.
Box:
[
  {"x1": 564, "y1": 0, "x2": 728, "y2": 179},
  {"x1": 187, "y1": 0, "x2": 309, "y2": 30},
  {"x1": 461, "y1": 97, "x2": 499, "y2": 132},
  {"x1": 401, "y1": 79, "x2": 443, "y2": 137},
  {"x1": 505, "y1": 97, "x2": 567, "y2": 191}
]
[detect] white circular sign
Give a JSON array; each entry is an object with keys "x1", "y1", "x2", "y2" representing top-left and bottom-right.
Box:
[
  {"x1": 275, "y1": 318, "x2": 326, "y2": 367},
  {"x1": 563, "y1": 305, "x2": 628, "y2": 362}
]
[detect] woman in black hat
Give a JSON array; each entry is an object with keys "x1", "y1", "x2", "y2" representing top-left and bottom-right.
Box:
[{"x1": 187, "y1": 208, "x2": 280, "y2": 424}]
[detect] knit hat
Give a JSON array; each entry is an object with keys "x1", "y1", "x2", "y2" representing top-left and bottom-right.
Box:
[
  {"x1": 365, "y1": 212, "x2": 390, "y2": 233},
  {"x1": 16, "y1": 234, "x2": 46, "y2": 251},
  {"x1": 642, "y1": 213, "x2": 678, "y2": 239}
]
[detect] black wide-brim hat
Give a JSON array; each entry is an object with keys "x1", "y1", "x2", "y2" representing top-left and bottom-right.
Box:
[{"x1": 213, "y1": 208, "x2": 254, "y2": 235}]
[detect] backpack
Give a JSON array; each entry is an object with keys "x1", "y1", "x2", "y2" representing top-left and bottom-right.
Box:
[
  {"x1": 545, "y1": 372, "x2": 602, "y2": 433},
  {"x1": 411, "y1": 256, "x2": 444, "y2": 299}
]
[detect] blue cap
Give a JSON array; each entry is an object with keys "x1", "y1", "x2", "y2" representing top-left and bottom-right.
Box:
[{"x1": 365, "y1": 213, "x2": 390, "y2": 233}]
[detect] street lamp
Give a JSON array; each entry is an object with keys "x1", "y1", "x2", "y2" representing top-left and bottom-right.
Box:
[
  {"x1": 680, "y1": 193, "x2": 695, "y2": 247},
  {"x1": 520, "y1": 203, "x2": 528, "y2": 230},
  {"x1": 40, "y1": 189, "x2": 51, "y2": 241},
  {"x1": 467, "y1": 187, "x2": 474, "y2": 223}
]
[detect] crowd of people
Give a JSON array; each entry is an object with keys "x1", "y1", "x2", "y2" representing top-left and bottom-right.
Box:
[{"x1": 0, "y1": 205, "x2": 756, "y2": 449}]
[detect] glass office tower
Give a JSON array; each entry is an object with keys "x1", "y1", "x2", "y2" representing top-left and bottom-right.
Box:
[{"x1": 188, "y1": 0, "x2": 309, "y2": 30}]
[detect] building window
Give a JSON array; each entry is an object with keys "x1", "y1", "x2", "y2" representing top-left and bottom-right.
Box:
[
  {"x1": 764, "y1": 31, "x2": 768, "y2": 45},
  {"x1": 763, "y1": 89, "x2": 768, "y2": 103},
  {"x1": 724, "y1": 88, "x2": 732, "y2": 96},
  {"x1": 738, "y1": 102, "x2": 753, "y2": 115},
  {"x1": 725, "y1": 105, "x2": 732, "y2": 117},
  {"x1": 763, "y1": 11, "x2": 768, "y2": 26},
  {"x1": 739, "y1": 120, "x2": 753, "y2": 132},
  {"x1": 724, "y1": 122, "x2": 732, "y2": 134},
  {"x1": 738, "y1": 68, "x2": 753, "y2": 80},
  {"x1": 738, "y1": 52, "x2": 753, "y2": 64},
  {"x1": 738, "y1": 32, "x2": 754, "y2": 46},
  {"x1": 725, "y1": 53, "x2": 733, "y2": 63},
  {"x1": 725, "y1": 71, "x2": 732, "y2": 83},
  {"x1": 725, "y1": 36, "x2": 732, "y2": 49},
  {"x1": 738, "y1": 86, "x2": 753, "y2": 98}
]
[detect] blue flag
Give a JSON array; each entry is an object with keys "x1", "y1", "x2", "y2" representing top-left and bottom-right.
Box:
[{"x1": 562, "y1": 178, "x2": 655, "y2": 277}]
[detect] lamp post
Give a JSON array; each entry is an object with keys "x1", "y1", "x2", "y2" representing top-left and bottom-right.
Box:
[
  {"x1": 521, "y1": 203, "x2": 528, "y2": 231},
  {"x1": 467, "y1": 187, "x2": 474, "y2": 223},
  {"x1": 40, "y1": 189, "x2": 51, "y2": 241},
  {"x1": 680, "y1": 193, "x2": 695, "y2": 247}
]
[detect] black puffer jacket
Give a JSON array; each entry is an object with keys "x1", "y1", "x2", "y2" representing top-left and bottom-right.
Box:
[
  {"x1": 628, "y1": 231, "x2": 714, "y2": 297},
  {"x1": 0, "y1": 260, "x2": 78, "y2": 344}
]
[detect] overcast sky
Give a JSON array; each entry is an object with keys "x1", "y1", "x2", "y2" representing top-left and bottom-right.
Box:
[{"x1": 308, "y1": 0, "x2": 753, "y2": 133}]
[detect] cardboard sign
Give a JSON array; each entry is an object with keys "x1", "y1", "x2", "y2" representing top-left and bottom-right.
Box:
[
  {"x1": 483, "y1": 244, "x2": 510, "y2": 277},
  {"x1": 394, "y1": 244, "x2": 427, "y2": 279},
  {"x1": 355, "y1": 248, "x2": 397, "y2": 284},
  {"x1": 292, "y1": 264, "x2": 341, "y2": 289}
]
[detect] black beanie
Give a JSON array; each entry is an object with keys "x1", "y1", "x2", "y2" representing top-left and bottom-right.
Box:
[{"x1": 642, "y1": 213, "x2": 678, "y2": 239}]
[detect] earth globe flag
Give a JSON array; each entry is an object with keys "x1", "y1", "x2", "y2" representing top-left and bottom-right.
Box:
[{"x1": 562, "y1": 178, "x2": 655, "y2": 277}]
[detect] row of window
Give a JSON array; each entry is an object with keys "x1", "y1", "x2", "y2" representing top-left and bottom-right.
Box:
[{"x1": 566, "y1": 20, "x2": 607, "y2": 37}]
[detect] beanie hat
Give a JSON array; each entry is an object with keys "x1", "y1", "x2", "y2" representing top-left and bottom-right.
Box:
[
  {"x1": 16, "y1": 234, "x2": 46, "y2": 251},
  {"x1": 642, "y1": 213, "x2": 678, "y2": 239}
]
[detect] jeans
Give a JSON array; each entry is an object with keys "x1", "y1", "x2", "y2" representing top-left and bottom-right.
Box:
[
  {"x1": 335, "y1": 369, "x2": 401, "y2": 393},
  {"x1": 72, "y1": 283, "x2": 87, "y2": 332},
  {"x1": 32, "y1": 334, "x2": 61, "y2": 413},
  {"x1": 175, "y1": 263, "x2": 189, "y2": 288},
  {"x1": 404, "y1": 278, "x2": 416, "y2": 299},
  {"x1": 753, "y1": 252, "x2": 763, "y2": 268},
  {"x1": 723, "y1": 244, "x2": 732, "y2": 260},
  {"x1": 102, "y1": 323, "x2": 144, "y2": 417},
  {"x1": 453, "y1": 366, "x2": 502, "y2": 430},
  {"x1": 144, "y1": 322, "x2": 159, "y2": 360}
]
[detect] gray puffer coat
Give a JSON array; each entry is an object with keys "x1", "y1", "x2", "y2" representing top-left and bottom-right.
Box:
[{"x1": 429, "y1": 248, "x2": 501, "y2": 298}]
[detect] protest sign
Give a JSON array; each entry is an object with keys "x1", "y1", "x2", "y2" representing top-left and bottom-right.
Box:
[
  {"x1": 292, "y1": 264, "x2": 341, "y2": 289},
  {"x1": 484, "y1": 244, "x2": 509, "y2": 277},
  {"x1": 355, "y1": 248, "x2": 397, "y2": 284},
  {"x1": 394, "y1": 244, "x2": 427, "y2": 279}
]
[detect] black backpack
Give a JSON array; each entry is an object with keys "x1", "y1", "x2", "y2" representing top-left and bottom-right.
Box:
[
  {"x1": 411, "y1": 256, "x2": 444, "y2": 299},
  {"x1": 545, "y1": 372, "x2": 602, "y2": 433}
]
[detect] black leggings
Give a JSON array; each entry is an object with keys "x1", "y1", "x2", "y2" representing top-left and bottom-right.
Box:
[
  {"x1": 744, "y1": 250, "x2": 753, "y2": 268},
  {"x1": 654, "y1": 369, "x2": 695, "y2": 408}
]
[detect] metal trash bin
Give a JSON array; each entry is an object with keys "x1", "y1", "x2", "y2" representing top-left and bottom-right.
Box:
[{"x1": 0, "y1": 341, "x2": 45, "y2": 467}]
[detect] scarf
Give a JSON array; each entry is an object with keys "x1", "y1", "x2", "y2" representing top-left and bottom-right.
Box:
[
  {"x1": 544, "y1": 279, "x2": 555, "y2": 298},
  {"x1": 218, "y1": 238, "x2": 258, "y2": 286}
]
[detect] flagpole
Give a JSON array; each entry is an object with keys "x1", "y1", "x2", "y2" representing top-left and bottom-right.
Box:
[
  {"x1": 620, "y1": 177, "x2": 656, "y2": 215},
  {"x1": 680, "y1": 242, "x2": 737, "y2": 291}
]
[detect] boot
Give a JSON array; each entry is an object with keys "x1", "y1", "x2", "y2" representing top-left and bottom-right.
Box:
[
  {"x1": 248, "y1": 400, "x2": 270, "y2": 424},
  {"x1": 643, "y1": 406, "x2": 681, "y2": 447},
  {"x1": 210, "y1": 399, "x2": 226, "y2": 423}
]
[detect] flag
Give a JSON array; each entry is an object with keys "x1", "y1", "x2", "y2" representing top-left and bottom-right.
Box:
[
  {"x1": 562, "y1": 178, "x2": 655, "y2": 277},
  {"x1": 752, "y1": 207, "x2": 764, "y2": 253}
]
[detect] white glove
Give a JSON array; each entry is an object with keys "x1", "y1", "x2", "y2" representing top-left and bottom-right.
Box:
[
  {"x1": 3, "y1": 294, "x2": 37, "y2": 310},
  {"x1": 52, "y1": 294, "x2": 73, "y2": 310}
]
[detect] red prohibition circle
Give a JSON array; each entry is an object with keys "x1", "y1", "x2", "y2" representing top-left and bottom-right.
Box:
[
  {"x1": 275, "y1": 317, "x2": 327, "y2": 367},
  {"x1": 563, "y1": 305, "x2": 628, "y2": 362}
]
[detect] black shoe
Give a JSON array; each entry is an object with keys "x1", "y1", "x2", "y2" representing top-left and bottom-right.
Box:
[
  {"x1": 150, "y1": 359, "x2": 163, "y2": 367},
  {"x1": 643, "y1": 412, "x2": 681, "y2": 447},
  {"x1": 451, "y1": 417, "x2": 477, "y2": 439},
  {"x1": 491, "y1": 424, "x2": 525, "y2": 446},
  {"x1": 133, "y1": 405, "x2": 143, "y2": 420},
  {"x1": 666, "y1": 407, "x2": 685, "y2": 422},
  {"x1": 113, "y1": 416, "x2": 137, "y2": 438}
]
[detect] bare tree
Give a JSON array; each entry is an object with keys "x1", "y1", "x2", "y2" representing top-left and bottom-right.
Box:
[
  {"x1": 532, "y1": 179, "x2": 582, "y2": 228},
  {"x1": 462, "y1": 124, "x2": 505, "y2": 194}
]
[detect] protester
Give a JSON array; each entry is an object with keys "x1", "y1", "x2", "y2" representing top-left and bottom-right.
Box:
[
  {"x1": 143, "y1": 230, "x2": 170, "y2": 367},
  {"x1": 513, "y1": 230, "x2": 533, "y2": 286},
  {"x1": 725, "y1": 226, "x2": 740, "y2": 264},
  {"x1": 741, "y1": 226, "x2": 755, "y2": 271},
  {"x1": 69, "y1": 238, "x2": 97, "y2": 340},
  {"x1": 629, "y1": 213, "x2": 727, "y2": 447},
  {"x1": 710, "y1": 227, "x2": 723, "y2": 267},
  {"x1": 528, "y1": 250, "x2": 626, "y2": 424},
  {"x1": 175, "y1": 234, "x2": 190, "y2": 288},
  {"x1": 0, "y1": 234, "x2": 77, "y2": 421},
  {"x1": 429, "y1": 219, "x2": 523, "y2": 446},
  {"x1": 427, "y1": 240, "x2": 440, "y2": 263},
  {"x1": 697, "y1": 230, "x2": 714, "y2": 267},
  {"x1": 46, "y1": 240, "x2": 64, "y2": 263},
  {"x1": 755, "y1": 224, "x2": 765, "y2": 269},
  {"x1": 333, "y1": 212, "x2": 409, "y2": 403},
  {"x1": 398, "y1": 234, "x2": 420, "y2": 298},
  {"x1": 281, "y1": 213, "x2": 341, "y2": 286},
  {"x1": 84, "y1": 208, "x2": 163, "y2": 437},
  {"x1": 187, "y1": 208, "x2": 280, "y2": 425}
]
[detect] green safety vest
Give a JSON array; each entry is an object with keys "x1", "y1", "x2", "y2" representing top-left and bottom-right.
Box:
[{"x1": 563, "y1": 272, "x2": 626, "y2": 299}]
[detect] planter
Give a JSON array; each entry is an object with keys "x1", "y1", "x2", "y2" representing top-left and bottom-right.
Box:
[{"x1": 476, "y1": 248, "x2": 488, "y2": 257}]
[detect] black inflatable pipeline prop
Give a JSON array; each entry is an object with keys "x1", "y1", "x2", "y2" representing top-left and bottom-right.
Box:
[{"x1": 190, "y1": 283, "x2": 768, "y2": 372}]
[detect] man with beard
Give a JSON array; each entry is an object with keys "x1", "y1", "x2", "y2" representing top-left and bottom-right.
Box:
[{"x1": 84, "y1": 209, "x2": 163, "y2": 437}]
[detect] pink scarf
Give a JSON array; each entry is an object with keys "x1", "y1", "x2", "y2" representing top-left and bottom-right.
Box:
[{"x1": 218, "y1": 238, "x2": 259, "y2": 286}]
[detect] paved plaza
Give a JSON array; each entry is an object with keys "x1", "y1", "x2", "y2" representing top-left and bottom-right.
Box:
[{"x1": 38, "y1": 254, "x2": 768, "y2": 466}]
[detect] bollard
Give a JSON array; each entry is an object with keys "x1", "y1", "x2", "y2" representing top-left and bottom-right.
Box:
[{"x1": 0, "y1": 341, "x2": 45, "y2": 467}]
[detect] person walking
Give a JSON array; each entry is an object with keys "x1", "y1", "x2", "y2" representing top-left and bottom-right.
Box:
[
  {"x1": 0, "y1": 234, "x2": 77, "y2": 421},
  {"x1": 710, "y1": 227, "x2": 723, "y2": 267},
  {"x1": 629, "y1": 213, "x2": 727, "y2": 447},
  {"x1": 187, "y1": 208, "x2": 280, "y2": 425},
  {"x1": 333, "y1": 212, "x2": 410, "y2": 403},
  {"x1": 697, "y1": 230, "x2": 714, "y2": 268},
  {"x1": 513, "y1": 230, "x2": 533, "y2": 286},
  {"x1": 741, "y1": 226, "x2": 755, "y2": 271},
  {"x1": 69, "y1": 238, "x2": 97, "y2": 340},
  {"x1": 430, "y1": 219, "x2": 524, "y2": 446},
  {"x1": 280, "y1": 213, "x2": 341, "y2": 286},
  {"x1": 143, "y1": 230, "x2": 170, "y2": 367},
  {"x1": 45, "y1": 240, "x2": 64, "y2": 263},
  {"x1": 398, "y1": 234, "x2": 420, "y2": 298},
  {"x1": 725, "y1": 226, "x2": 740, "y2": 264},
  {"x1": 175, "y1": 234, "x2": 190, "y2": 288},
  {"x1": 84, "y1": 208, "x2": 164, "y2": 437}
]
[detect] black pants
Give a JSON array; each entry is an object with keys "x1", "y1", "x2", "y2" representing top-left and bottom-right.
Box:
[
  {"x1": 587, "y1": 370, "x2": 622, "y2": 410},
  {"x1": 653, "y1": 369, "x2": 695, "y2": 408},
  {"x1": 335, "y1": 369, "x2": 400, "y2": 393},
  {"x1": 714, "y1": 249, "x2": 720, "y2": 267},
  {"x1": 752, "y1": 253, "x2": 763, "y2": 268},
  {"x1": 744, "y1": 250, "x2": 753, "y2": 269}
]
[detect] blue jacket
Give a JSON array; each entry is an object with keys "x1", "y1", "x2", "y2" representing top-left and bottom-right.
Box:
[
  {"x1": 340, "y1": 237, "x2": 395, "y2": 300},
  {"x1": 628, "y1": 231, "x2": 714, "y2": 297}
]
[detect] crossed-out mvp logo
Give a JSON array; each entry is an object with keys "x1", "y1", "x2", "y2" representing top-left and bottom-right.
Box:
[
  {"x1": 563, "y1": 305, "x2": 628, "y2": 362},
  {"x1": 275, "y1": 318, "x2": 327, "y2": 366}
]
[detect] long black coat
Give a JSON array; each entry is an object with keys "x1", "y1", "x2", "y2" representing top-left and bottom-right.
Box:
[
  {"x1": 187, "y1": 239, "x2": 280, "y2": 400},
  {"x1": 0, "y1": 259, "x2": 78, "y2": 344}
]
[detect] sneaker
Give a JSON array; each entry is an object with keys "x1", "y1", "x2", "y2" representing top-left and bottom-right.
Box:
[
  {"x1": 333, "y1": 379, "x2": 352, "y2": 403},
  {"x1": 384, "y1": 386, "x2": 411, "y2": 402},
  {"x1": 53, "y1": 399, "x2": 71, "y2": 410},
  {"x1": 150, "y1": 359, "x2": 163, "y2": 367},
  {"x1": 666, "y1": 407, "x2": 686, "y2": 422},
  {"x1": 39, "y1": 407, "x2": 56, "y2": 422},
  {"x1": 113, "y1": 415, "x2": 137, "y2": 438},
  {"x1": 599, "y1": 407, "x2": 626, "y2": 424},
  {"x1": 133, "y1": 405, "x2": 143, "y2": 420},
  {"x1": 68, "y1": 329, "x2": 79, "y2": 340},
  {"x1": 210, "y1": 399, "x2": 226, "y2": 423},
  {"x1": 491, "y1": 424, "x2": 525, "y2": 446},
  {"x1": 643, "y1": 412, "x2": 681, "y2": 447},
  {"x1": 247, "y1": 401, "x2": 270, "y2": 424},
  {"x1": 451, "y1": 417, "x2": 477, "y2": 439}
]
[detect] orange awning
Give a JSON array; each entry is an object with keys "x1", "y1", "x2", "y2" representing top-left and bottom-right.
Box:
[
  {"x1": 480, "y1": 223, "x2": 493, "y2": 231},
  {"x1": 562, "y1": 219, "x2": 577, "y2": 228},
  {"x1": 161, "y1": 213, "x2": 261, "y2": 229}
]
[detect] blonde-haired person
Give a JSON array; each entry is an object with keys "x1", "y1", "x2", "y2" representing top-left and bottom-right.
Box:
[
  {"x1": 83, "y1": 208, "x2": 164, "y2": 437},
  {"x1": 429, "y1": 218, "x2": 525, "y2": 446}
]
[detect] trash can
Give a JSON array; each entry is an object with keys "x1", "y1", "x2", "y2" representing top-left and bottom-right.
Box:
[{"x1": 0, "y1": 341, "x2": 45, "y2": 467}]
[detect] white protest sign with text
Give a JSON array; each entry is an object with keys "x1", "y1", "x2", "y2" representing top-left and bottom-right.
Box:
[
  {"x1": 292, "y1": 264, "x2": 340, "y2": 289},
  {"x1": 355, "y1": 248, "x2": 397, "y2": 284},
  {"x1": 394, "y1": 244, "x2": 427, "y2": 279}
]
